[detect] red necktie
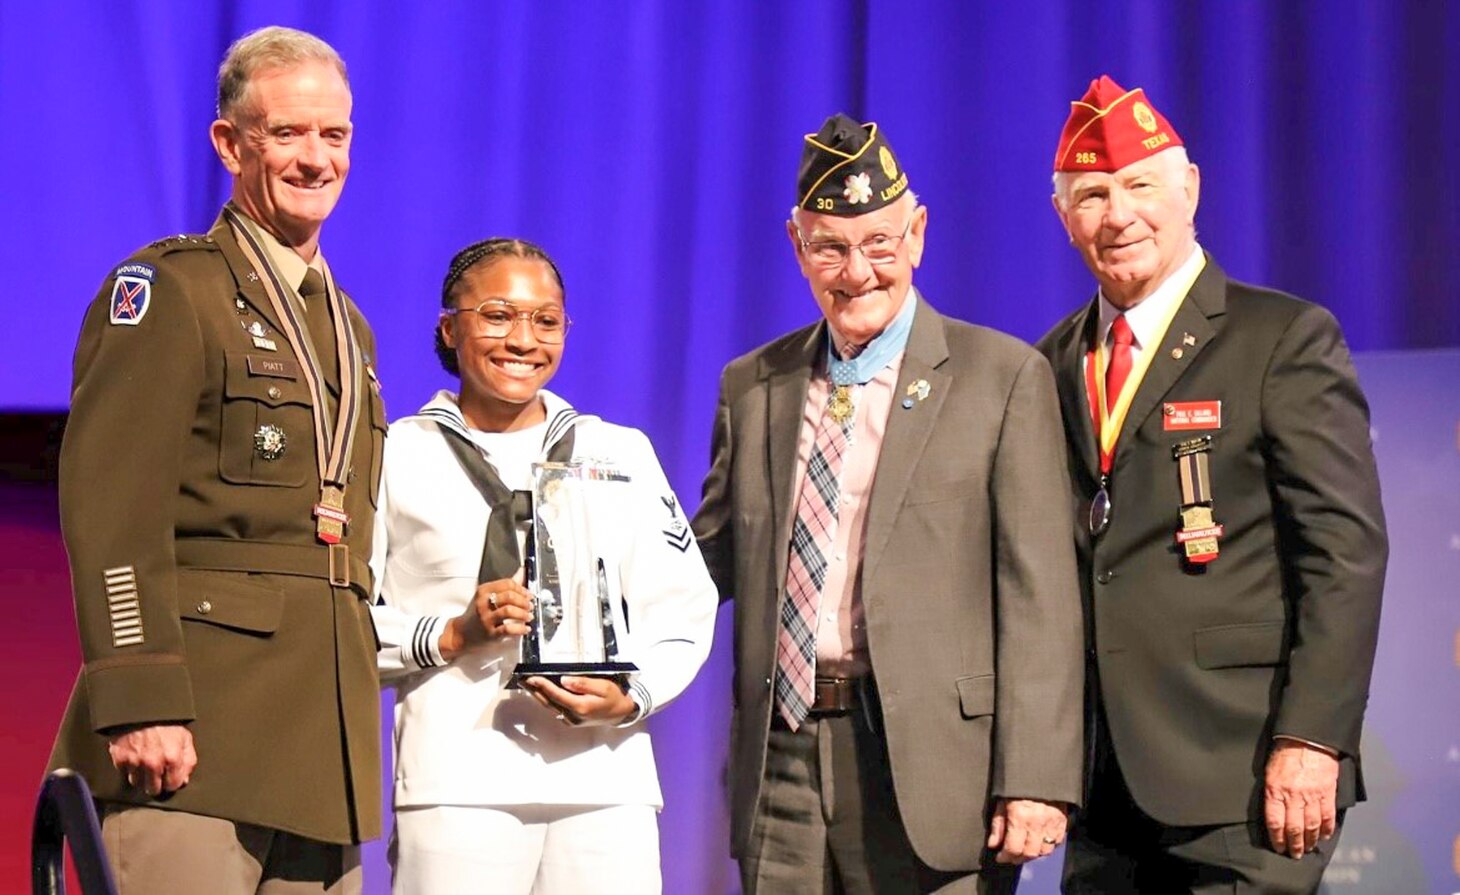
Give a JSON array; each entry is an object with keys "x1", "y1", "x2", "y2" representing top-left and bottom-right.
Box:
[{"x1": 1105, "y1": 314, "x2": 1134, "y2": 415}]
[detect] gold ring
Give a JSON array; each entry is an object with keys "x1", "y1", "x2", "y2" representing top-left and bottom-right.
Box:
[{"x1": 1042, "y1": 837, "x2": 1057, "y2": 845}]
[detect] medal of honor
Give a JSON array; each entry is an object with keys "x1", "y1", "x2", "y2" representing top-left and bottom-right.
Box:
[
  {"x1": 828, "y1": 385, "x2": 855, "y2": 424},
  {"x1": 1173, "y1": 436, "x2": 1223, "y2": 564}
]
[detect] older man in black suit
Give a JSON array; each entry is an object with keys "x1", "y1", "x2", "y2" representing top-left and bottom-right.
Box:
[{"x1": 1037, "y1": 76, "x2": 1387, "y2": 894}]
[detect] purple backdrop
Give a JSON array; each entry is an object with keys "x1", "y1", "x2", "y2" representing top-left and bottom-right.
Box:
[{"x1": 2, "y1": 2, "x2": 1458, "y2": 892}]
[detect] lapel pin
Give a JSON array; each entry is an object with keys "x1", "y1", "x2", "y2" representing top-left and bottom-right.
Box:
[
  {"x1": 1171, "y1": 348, "x2": 1185, "y2": 360},
  {"x1": 901, "y1": 398, "x2": 914, "y2": 409},
  {"x1": 907, "y1": 379, "x2": 931, "y2": 401},
  {"x1": 247, "y1": 272, "x2": 260, "y2": 283},
  {"x1": 1182, "y1": 332, "x2": 1197, "y2": 346}
]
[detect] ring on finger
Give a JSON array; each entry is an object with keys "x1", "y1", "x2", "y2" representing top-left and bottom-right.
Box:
[
  {"x1": 487, "y1": 592, "x2": 499, "y2": 610},
  {"x1": 1042, "y1": 837, "x2": 1057, "y2": 845}
]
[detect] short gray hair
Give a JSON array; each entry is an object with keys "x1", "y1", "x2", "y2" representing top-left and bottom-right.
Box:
[
  {"x1": 1051, "y1": 147, "x2": 1190, "y2": 209},
  {"x1": 217, "y1": 26, "x2": 348, "y2": 120}
]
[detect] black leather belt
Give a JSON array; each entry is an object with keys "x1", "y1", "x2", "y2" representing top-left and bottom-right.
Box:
[{"x1": 808, "y1": 676, "x2": 863, "y2": 716}]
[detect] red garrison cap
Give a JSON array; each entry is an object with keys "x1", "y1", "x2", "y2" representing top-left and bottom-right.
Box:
[{"x1": 1053, "y1": 75, "x2": 1183, "y2": 172}]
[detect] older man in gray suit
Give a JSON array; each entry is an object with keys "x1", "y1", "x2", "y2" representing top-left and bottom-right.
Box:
[{"x1": 692, "y1": 114, "x2": 1084, "y2": 894}]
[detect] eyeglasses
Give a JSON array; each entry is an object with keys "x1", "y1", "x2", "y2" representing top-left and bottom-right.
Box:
[
  {"x1": 445, "y1": 300, "x2": 571, "y2": 344},
  {"x1": 796, "y1": 212, "x2": 917, "y2": 268}
]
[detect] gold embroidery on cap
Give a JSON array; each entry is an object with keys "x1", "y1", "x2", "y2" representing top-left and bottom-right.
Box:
[
  {"x1": 800, "y1": 123, "x2": 881, "y2": 208},
  {"x1": 1133, "y1": 101, "x2": 1158, "y2": 133},
  {"x1": 879, "y1": 145, "x2": 898, "y2": 180}
]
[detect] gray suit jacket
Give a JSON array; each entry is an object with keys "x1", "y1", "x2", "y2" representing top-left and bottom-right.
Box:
[{"x1": 693, "y1": 296, "x2": 1084, "y2": 871}]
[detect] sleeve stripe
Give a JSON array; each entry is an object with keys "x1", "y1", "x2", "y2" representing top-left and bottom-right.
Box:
[
  {"x1": 629, "y1": 680, "x2": 653, "y2": 719},
  {"x1": 411, "y1": 617, "x2": 441, "y2": 669}
]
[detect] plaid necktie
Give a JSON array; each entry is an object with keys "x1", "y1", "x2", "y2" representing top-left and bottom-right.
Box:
[{"x1": 776, "y1": 379, "x2": 859, "y2": 730}]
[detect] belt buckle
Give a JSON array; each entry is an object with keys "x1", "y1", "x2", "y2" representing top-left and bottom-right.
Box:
[
  {"x1": 811, "y1": 677, "x2": 855, "y2": 716},
  {"x1": 328, "y1": 543, "x2": 350, "y2": 588}
]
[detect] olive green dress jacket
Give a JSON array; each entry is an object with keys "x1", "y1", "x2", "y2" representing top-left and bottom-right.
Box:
[{"x1": 48, "y1": 211, "x2": 387, "y2": 845}]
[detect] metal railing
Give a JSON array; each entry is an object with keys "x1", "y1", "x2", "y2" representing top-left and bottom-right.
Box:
[{"x1": 31, "y1": 769, "x2": 117, "y2": 895}]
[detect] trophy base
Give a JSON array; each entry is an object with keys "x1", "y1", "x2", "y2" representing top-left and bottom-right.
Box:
[{"x1": 508, "y1": 661, "x2": 639, "y2": 692}]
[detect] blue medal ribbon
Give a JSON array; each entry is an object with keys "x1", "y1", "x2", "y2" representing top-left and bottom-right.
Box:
[{"x1": 826, "y1": 290, "x2": 918, "y2": 384}]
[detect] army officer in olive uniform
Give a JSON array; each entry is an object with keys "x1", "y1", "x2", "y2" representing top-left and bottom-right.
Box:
[{"x1": 48, "y1": 26, "x2": 385, "y2": 894}]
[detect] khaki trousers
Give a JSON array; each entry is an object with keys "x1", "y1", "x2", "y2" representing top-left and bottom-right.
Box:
[{"x1": 101, "y1": 805, "x2": 361, "y2": 894}]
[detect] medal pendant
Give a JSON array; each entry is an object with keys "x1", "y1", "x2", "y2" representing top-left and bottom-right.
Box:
[
  {"x1": 1088, "y1": 486, "x2": 1112, "y2": 536},
  {"x1": 828, "y1": 385, "x2": 855, "y2": 424},
  {"x1": 1175, "y1": 505, "x2": 1223, "y2": 564},
  {"x1": 314, "y1": 484, "x2": 350, "y2": 544}
]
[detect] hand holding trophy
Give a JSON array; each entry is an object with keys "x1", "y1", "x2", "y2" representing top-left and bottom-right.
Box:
[{"x1": 511, "y1": 461, "x2": 638, "y2": 695}]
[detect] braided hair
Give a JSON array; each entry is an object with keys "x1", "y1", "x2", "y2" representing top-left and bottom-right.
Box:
[{"x1": 435, "y1": 238, "x2": 566, "y2": 376}]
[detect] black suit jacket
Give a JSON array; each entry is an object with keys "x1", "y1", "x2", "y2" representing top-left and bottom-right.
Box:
[{"x1": 1035, "y1": 256, "x2": 1386, "y2": 827}]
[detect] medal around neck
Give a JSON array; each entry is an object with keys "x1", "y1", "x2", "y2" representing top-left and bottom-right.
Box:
[
  {"x1": 1088, "y1": 484, "x2": 1111, "y2": 536},
  {"x1": 511, "y1": 460, "x2": 638, "y2": 691},
  {"x1": 828, "y1": 385, "x2": 857, "y2": 424}
]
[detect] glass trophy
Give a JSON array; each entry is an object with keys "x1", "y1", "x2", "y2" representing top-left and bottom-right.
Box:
[{"x1": 510, "y1": 460, "x2": 637, "y2": 689}]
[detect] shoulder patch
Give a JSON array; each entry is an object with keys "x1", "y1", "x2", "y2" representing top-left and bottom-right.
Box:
[
  {"x1": 113, "y1": 262, "x2": 155, "y2": 282},
  {"x1": 109, "y1": 271, "x2": 152, "y2": 325}
]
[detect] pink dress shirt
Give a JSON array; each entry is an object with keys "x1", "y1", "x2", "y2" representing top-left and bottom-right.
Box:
[{"x1": 789, "y1": 351, "x2": 903, "y2": 679}]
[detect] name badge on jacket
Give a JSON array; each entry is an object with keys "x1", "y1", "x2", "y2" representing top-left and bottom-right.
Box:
[{"x1": 1163, "y1": 400, "x2": 1221, "y2": 431}]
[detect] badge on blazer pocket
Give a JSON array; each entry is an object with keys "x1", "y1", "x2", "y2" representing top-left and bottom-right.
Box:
[{"x1": 219, "y1": 350, "x2": 314, "y2": 487}]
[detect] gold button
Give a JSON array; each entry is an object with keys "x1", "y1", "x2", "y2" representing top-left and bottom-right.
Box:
[
  {"x1": 267, "y1": 386, "x2": 282, "y2": 399},
  {"x1": 196, "y1": 600, "x2": 212, "y2": 615}
]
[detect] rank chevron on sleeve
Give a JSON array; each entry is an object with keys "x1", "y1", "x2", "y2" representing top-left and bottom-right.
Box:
[{"x1": 662, "y1": 526, "x2": 693, "y2": 552}]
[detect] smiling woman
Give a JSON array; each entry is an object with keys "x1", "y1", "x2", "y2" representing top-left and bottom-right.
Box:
[
  {"x1": 436, "y1": 240, "x2": 568, "y2": 432},
  {"x1": 367, "y1": 237, "x2": 719, "y2": 894}
]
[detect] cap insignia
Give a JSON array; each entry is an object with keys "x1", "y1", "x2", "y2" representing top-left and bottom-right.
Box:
[{"x1": 843, "y1": 172, "x2": 873, "y2": 205}]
